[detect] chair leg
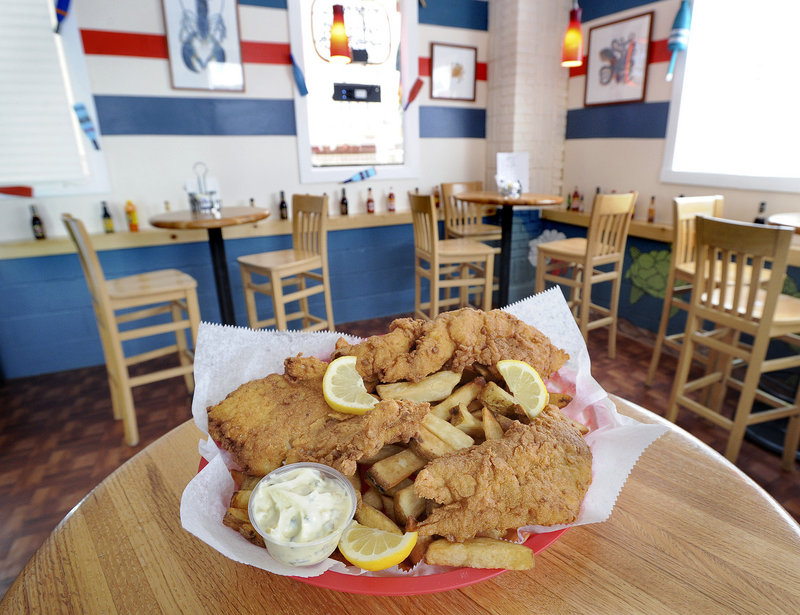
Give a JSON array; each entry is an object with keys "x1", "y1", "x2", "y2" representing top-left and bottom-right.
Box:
[
  {"x1": 271, "y1": 274, "x2": 289, "y2": 331},
  {"x1": 607, "y1": 267, "x2": 622, "y2": 360},
  {"x1": 647, "y1": 273, "x2": 678, "y2": 385},
  {"x1": 240, "y1": 265, "x2": 260, "y2": 329},
  {"x1": 108, "y1": 335, "x2": 139, "y2": 446},
  {"x1": 321, "y1": 267, "x2": 335, "y2": 332},
  {"x1": 171, "y1": 300, "x2": 193, "y2": 393},
  {"x1": 782, "y1": 389, "x2": 800, "y2": 471},
  {"x1": 297, "y1": 274, "x2": 311, "y2": 329},
  {"x1": 482, "y1": 254, "x2": 494, "y2": 311},
  {"x1": 535, "y1": 251, "x2": 545, "y2": 293},
  {"x1": 578, "y1": 267, "x2": 592, "y2": 345},
  {"x1": 430, "y1": 265, "x2": 440, "y2": 319},
  {"x1": 666, "y1": 311, "x2": 701, "y2": 423}
]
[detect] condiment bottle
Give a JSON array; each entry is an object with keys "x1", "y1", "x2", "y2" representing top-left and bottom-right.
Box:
[
  {"x1": 340, "y1": 188, "x2": 348, "y2": 215},
  {"x1": 102, "y1": 201, "x2": 114, "y2": 233},
  {"x1": 30, "y1": 205, "x2": 45, "y2": 240},
  {"x1": 279, "y1": 191, "x2": 288, "y2": 219},
  {"x1": 647, "y1": 196, "x2": 656, "y2": 223},
  {"x1": 754, "y1": 201, "x2": 766, "y2": 224},
  {"x1": 366, "y1": 187, "x2": 375, "y2": 214},
  {"x1": 387, "y1": 187, "x2": 395, "y2": 212},
  {"x1": 124, "y1": 200, "x2": 139, "y2": 232}
]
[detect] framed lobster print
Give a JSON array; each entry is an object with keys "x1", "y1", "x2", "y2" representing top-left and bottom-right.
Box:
[
  {"x1": 162, "y1": 0, "x2": 245, "y2": 91},
  {"x1": 584, "y1": 12, "x2": 652, "y2": 106}
]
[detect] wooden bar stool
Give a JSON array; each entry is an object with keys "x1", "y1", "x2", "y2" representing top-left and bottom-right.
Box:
[
  {"x1": 237, "y1": 193, "x2": 334, "y2": 331},
  {"x1": 666, "y1": 216, "x2": 800, "y2": 471},
  {"x1": 63, "y1": 214, "x2": 201, "y2": 446},
  {"x1": 646, "y1": 196, "x2": 724, "y2": 385},
  {"x1": 440, "y1": 181, "x2": 501, "y2": 242},
  {"x1": 535, "y1": 192, "x2": 637, "y2": 358},
  {"x1": 409, "y1": 192, "x2": 495, "y2": 320}
]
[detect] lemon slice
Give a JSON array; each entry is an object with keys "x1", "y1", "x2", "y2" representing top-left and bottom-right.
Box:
[
  {"x1": 322, "y1": 355, "x2": 378, "y2": 415},
  {"x1": 496, "y1": 359, "x2": 548, "y2": 420},
  {"x1": 338, "y1": 522, "x2": 418, "y2": 571}
]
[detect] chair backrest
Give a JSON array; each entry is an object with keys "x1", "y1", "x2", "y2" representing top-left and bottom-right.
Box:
[
  {"x1": 586, "y1": 192, "x2": 637, "y2": 263},
  {"x1": 62, "y1": 214, "x2": 111, "y2": 315},
  {"x1": 693, "y1": 216, "x2": 792, "y2": 335},
  {"x1": 440, "y1": 181, "x2": 484, "y2": 234},
  {"x1": 291, "y1": 193, "x2": 329, "y2": 258},
  {"x1": 672, "y1": 195, "x2": 725, "y2": 269},
  {"x1": 409, "y1": 192, "x2": 438, "y2": 260}
]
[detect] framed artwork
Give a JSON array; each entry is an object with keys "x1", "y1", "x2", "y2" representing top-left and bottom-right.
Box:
[
  {"x1": 430, "y1": 42, "x2": 477, "y2": 101},
  {"x1": 584, "y1": 12, "x2": 653, "y2": 106},
  {"x1": 162, "y1": 0, "x2": 245, "y2": 91}
]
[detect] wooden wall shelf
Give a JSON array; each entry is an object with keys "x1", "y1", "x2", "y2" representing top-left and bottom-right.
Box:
[{"x1": 542, "y1": 209, "x2": 673, "y2": 243}]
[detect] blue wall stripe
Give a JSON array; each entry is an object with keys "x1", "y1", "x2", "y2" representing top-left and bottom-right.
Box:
[
  {"x1": 566, "y1": 102, "x2": 669, "y2": 139},
  {"x1": 581, "y1": 0, "x2": 656, "y2": 22},
  {"x1": 419, "y1": 106, "x2": 486, "y2": 138},
  {"x1": 95, "y1": 96, "x2": 297, "y2": 136},
  {"x1": 94, "y1": 95, "x2": 486, "y2": 138},
  {"x1": 240, "y1": 0, "x2": 286, "y2": 7},
  {"x1": 419, "y1": 0, "x2": 488, "y2": 31}
]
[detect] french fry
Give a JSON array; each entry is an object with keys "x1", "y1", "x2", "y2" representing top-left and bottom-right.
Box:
[
  {"x1": 355, "y1": 502, "x2": 403, "y2": 535},
  {"x1": 381, "y1": 495, "x2": 396, "y2": 522},
  {"x1": 393, "y1": 484, "x2": 426, "y2": 526},
  {"x1": 494, "y1": 412, "x2": 516, "y2": 430},
  {"x1": 409, "y1": 425, "x2": 456, "y2": 460},
  {"x1": 478, "y1": 381, "x2": 521, "y2": 416},
  {"x1": 240, "y1": 474, "x2": 262, "y2": 490},
  {"x1": 449, "y1": 403, "x2": 485, "y2": 438},
  {"x1": 548, "y1": 391, "x2": 573, "y2": 409},
  {"x1": 358, "y1": 443, "x2": 405, "y2": 465},
  {"x1": 422, "y1": 413, "x2": 474, "y2": 450},
  {"x1": 346, "y1": 471, "x2": 362, "y2": 495},
  {"x1": 430, "y1": 380, "x2": 484, "y2": 419},
  {"x1": 238, "y1": 524, "x2": 266, "y2": 548},
  {"x1": 425, "y1": 538, "x2": 535, "y2": 570},
  {"x1": 362, "y1": 486, "x2": 384, "y2": 510},
  {"x1": 482, "y1": 407, "x2": 505, "y2": 440},
  {"x1": 230, "y1": 489, "x2": 252, "y2": 510},
  {"x1": 381, "y1": 477, "x2": 414, "y2": 496},
  {"x1": 367, "y1": 449, "x2": 426, "y2": 491},
  {"x1": 376, "y1": 370, "x2": 461, "y2": 402},
  {"x1": 222, "y1": 507, "x2": 249, "y2": 530}
]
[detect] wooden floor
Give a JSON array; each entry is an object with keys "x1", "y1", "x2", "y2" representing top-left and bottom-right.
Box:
[{"x1": 1, "y1": 315, "x2": 798, "y2": 599}]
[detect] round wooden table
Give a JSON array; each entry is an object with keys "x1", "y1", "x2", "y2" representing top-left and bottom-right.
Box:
[
  {"x1": 455, "y1": 191, "x2": 562, "y2": 306},
  {"x1": 150, "y1": 207, "x2": 269, "y2": 325},
  {"x1": 767, "y1": 212, "x2": 800, "y2": 234},
  {"x1": 4, "y1": 396, "x2": 798, "y2": 614}
]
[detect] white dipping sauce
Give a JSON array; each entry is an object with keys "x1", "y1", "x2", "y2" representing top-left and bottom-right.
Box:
[{"x1": 249, "y1": 464, "x2": 355, "y2": 566}]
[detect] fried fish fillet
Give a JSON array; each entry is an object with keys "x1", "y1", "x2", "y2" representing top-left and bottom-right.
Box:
[
  {"x1": 207, "y1": 355, "x2": 429, "y2": 475},
  {"x1": 333, "y1": 308, "x2": 569, "y2": 385},
  {"x1": 412, "y1": 407, "x2": 592, "y2": 541}
]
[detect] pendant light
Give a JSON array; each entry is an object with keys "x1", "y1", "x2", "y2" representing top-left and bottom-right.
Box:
[
  {"x1": 561, "y1": 0, "x2": 583, "y2": 68},
  {"x1": 329, "y1": 4, "x2": 351, "y2": 64}
]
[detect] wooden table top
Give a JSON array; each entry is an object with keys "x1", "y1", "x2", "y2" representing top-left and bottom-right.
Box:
[
  {"x1": 768, "y1": 212, "x2": 800, "y2": 234},
  {"x1": 149, "y1": 206, "x2": 269, "y2": 230},
  {"x1": 3, "y1": 396, "x2": 799, "y2": 614},
  {"x1": 455, "y1": 190, "x2": 563, "y2": 207}
]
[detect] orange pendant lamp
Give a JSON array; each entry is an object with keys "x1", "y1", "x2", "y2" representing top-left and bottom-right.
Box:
[
  {"x1": 561, "y1": 0, "x2": 583, "y2": 67},
  {"x1": 329, "y1": 4, "x2": 352, "y2": 64}
]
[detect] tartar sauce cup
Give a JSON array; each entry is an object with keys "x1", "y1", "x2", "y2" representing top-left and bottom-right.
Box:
[{"x1": 248, "y1": 462, "x2": 357, "y2": 567}]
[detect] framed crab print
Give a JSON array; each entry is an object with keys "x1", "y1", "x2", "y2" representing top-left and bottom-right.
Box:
[
  {"x1": 584, "y1": 12, "x2": 652, "y2": 106},
  {"x1": 162, "y1": 0, "x2": 245, "y2": 91}
]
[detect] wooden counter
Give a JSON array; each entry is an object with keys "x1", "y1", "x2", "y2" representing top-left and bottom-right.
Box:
[
  {"x1": 542, "y1": 209, "x2": 673, "y2": 242},
  {"x1": 0, "y1": 212, "x2": 413, "y2": 261}
]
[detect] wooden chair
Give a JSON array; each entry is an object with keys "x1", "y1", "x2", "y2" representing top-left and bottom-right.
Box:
[
  {"x1": 409, "y1": 192, "x2": 495, "y2": 320},
  {"x1": 646, "y1": 196, "x2": 725, "y2": 385},
  {"x1": 666, "y1": 216, "x2": 800, "y2": 471},
  {"x1": 535, "y1": 192, "x2": 637, "y2": 358},
  {"x1": 62, "y1": 214, "x2": 200, "y2": 447},
  {"x1": 440, "y1": 181, "x2": 501, "y2": 243},
  {"x1": 238, "y1": 193, "x2": 334, "y2": 331}
]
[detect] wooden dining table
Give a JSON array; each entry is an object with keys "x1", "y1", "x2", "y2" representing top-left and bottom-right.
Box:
[
  {"x1": 150, "y1": 207, "x2": 269, "y2": 326},
  {"x1": 455, "y1": 191, "x2": 562, "y2": 306},
  {"x1": 3, "y1": 396, "x2": 798, "y2": 614},
  {"x1": 767, "y1": 211, "x2": 800, "y2": 234}
]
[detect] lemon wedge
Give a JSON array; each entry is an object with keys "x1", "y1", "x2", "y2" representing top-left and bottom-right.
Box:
[
  {"x1": 322, "y1": 355, "x2": 378, "y2": 415},
  {"x1": 496, "y1": 359, "x2": 549, "y2": 420},
  {"x1": 338, "y1": 522, "x2": 418, "y2": 571}
]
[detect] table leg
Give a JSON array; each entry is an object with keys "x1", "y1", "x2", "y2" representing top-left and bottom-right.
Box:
[
  {"x1": 207, "y1": 228, "x2": 236, "y2": 326},
  {"x1": 498, "y1": 204, "x2": 513, "y2": 306}
]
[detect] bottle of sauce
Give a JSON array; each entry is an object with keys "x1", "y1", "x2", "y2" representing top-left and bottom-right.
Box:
[
  {"x1": 387, "y1": 187, "x2": 396, "y2": 212},
  {"x1": 571, "y1": 185, "x2": 580, "y2": 209},
  {"x1": 754, "y1": 201, "x2": 767, "y2": 224},
  {"x1": 279, "y1": 191, "x2": 288, "y2": 219},
  {"x1": 433, "y1": 185, "x2": 440, "y2": 208},
  {"x1": 366, "y1": 187, "x2": 375, "y2": 214},
  {"x1": 340, "y1": 188, "x2": 348, "y2": 215},
  {"x1": 647, "y1": 196, "x2": 656, "y2": 223},
  {"x1": 102, "y1": 201, "x2": 114, "y2": 233},
  {"x1": 30, "y1": 205, "x2": 46, "y2": 239},
  {"x1": 124, "y1": 200, "x2": 139, "y2": 232}
]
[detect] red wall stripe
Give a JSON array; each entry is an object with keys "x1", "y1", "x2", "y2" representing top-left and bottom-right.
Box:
[
  {"x1": 569, "y1": 38, "x2": 671, "y2": 77},
  {"x1": 0, "y1": 186, "x2": 34, "y2": 197},
  {"x1": 418, "y1": 57, "x2": 487, "y2": 80}
]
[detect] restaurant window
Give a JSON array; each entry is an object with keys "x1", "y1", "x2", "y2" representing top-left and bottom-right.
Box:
[
  {"x1": 0, "y1": 0, "x2": 109, "y2": 195},
  {"x1": 660, "y1": 0, "x2": 800, "y2": 193}
]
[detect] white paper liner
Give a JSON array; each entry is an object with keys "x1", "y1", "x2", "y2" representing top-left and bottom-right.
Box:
[{"x1": 180, "y1": 289, "x2": 668, "y2": 578}]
